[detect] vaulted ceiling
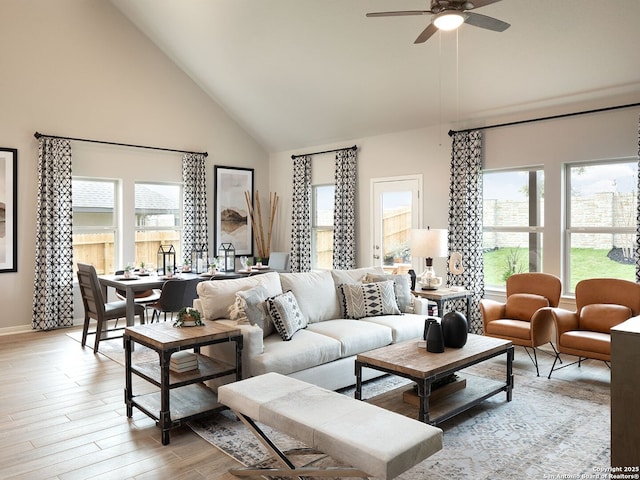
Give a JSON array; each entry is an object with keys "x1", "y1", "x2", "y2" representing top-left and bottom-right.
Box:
[{"x1": 110, "y1": 0, "x2": 640, "y2": 152}]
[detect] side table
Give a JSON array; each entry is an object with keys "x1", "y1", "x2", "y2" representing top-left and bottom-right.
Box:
[
  {"x1": 123, "y1": 321, "x2": 243, "y2": 445},
  {"x1": 412, "y1": 287, "x2": 472, "y2": 321}
]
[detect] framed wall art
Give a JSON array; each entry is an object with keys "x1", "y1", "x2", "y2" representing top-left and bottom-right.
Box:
[
  {"x1": 214, "y1": 166, "x2": 254, "y2": 256},
  {"x1": 0, "y1": 148, "x2": 17, "y2": 273}
]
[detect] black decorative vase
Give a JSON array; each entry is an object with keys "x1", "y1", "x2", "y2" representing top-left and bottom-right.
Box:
[
  {"x1": 441, "y1": 311, "x2": 468, "y2": 348},
  {"x1": 408, "y1": 269, "x2": 417, "y2": 291},
  {"x1": 425, "y1": 318, "x2": 445, "y2": 353}
]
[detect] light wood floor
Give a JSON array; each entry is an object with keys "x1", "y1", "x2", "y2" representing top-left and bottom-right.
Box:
[{"x1": 0, "y1": 327, "x2": 240, "y2": 480}]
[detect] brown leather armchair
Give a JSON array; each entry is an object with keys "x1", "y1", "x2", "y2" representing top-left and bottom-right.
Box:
[
  {"x1": 480, "y1": 272, "x2": 561, "y2": 376},
  {"x1": 547, "y1": 278, "x2": 640, "y2": 378}
]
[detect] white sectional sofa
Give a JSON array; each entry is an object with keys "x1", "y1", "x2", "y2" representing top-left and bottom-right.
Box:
[{"x1": 194, "y1": 267, "x2": 431, "y2": 391}]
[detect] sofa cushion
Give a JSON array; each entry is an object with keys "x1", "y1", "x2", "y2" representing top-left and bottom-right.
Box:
[
  {"x1": 360, "y1": 313, "x2": 425, "y2": 343},
  {"x1": 307, "y1": 319, "x2": 393, "y2": 357},
  {"x1": 504, "y1": 293, "x2": 549, "y2": 321},
  {"x1": 580, "y1": 303, "x2": 631, "y2": 333},
  {"x1": 364, "y1": 273, "x2": 412, "y2": 313},
  {"x1": 279, "y1": 270, "x2": 341, "y2": 323},
  {"x1": 339, "y1": 281, "x2": 401, "y2": 320},
  {"x1": 250, "y1": 330, "x2": 342, "y2": 376},
  {"x1": 229, "y1": 285, "x2": 274, "y2": 338},
  {"x1": 266, "y1": 291, "x2": 308, "y2": 341},
  {"x1": 332, "y1": 267, "x2": 385, "y2": 307},
  {"x1": 197, "y1": 272, "x2": 282, "y2": 320}
]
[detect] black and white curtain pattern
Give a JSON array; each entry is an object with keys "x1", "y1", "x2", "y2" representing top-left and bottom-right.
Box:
[
  {"x1": 333, "y1": 148, "x2": 357, "y2": 270},
  {"x1": 182, "y1": 153, "x2": 208, "y2": 262},
  {"x1": 447, "y1": 130, "x2": 484, "y2": 334},
  {"x1": 289, "y1": 155, "x2": 312, "y2": 272},
  {"x1": 32, "y1": 137, "x2": 74, "y2": 330},
  {"x1": 636, "y1": 114, "x2": 640, "y2": 282}
]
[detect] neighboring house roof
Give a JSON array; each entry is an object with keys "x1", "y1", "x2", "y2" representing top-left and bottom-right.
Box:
[{"x1": 73, "y1": 182, "x2": 179, "y2": 213}]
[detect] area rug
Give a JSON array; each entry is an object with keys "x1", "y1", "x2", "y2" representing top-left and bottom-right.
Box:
[
  {"x1": 66, "y1": 328, "x2": 158, "y2": 365},
  {"x1": 188, "y1": 355, "x2": 611, "y2": 480}
]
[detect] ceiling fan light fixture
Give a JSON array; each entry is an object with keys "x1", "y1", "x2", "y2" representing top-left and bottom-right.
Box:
[{"x1": 433, "y1": 12, "x2": 465, "y2": 31}]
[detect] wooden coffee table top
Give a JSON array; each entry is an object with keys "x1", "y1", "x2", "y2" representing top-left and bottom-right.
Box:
[{"x1": 356, "y1": 334, "x2": 512, "y2": 380}]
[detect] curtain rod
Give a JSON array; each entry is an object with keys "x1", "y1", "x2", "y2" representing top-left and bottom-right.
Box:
[
  {"x1": 33, "y1": 131, "x2": 208, "y2": 157},
  {"x1": 448, "y1": 102, "x2": 640, "y2": 137},
  {"x1": 291, "y1": 144, "x2": 357, "y2": 159}
]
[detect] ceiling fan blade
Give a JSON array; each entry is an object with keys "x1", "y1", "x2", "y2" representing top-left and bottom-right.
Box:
[
  {"x1": 464, "y1": 12, "x2": 510, "y2": 32},
  {"x1": 366, "y1": 10, "x2": 432, "y2": 18},
  {"x1": 463, "y1": 0, "x2": 502, "y2": 10},
  {"x1": 414, "y1": 24, "x2": 439, "y2": 44}
]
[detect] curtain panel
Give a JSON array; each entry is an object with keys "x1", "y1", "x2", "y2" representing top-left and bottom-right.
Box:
[
  {"x1": 32, "y1": 137, "x2": 74, "y2": 330},
  {"x1": 447, "y1": 130, "x2": 484, "y2": 334},
  {"x1": 182, "y1": 153, "x2": 208, "y2": 262},
  {"x1": 289, "y1": 155, "x2": 312, "y2": 272},
  {"x1": 333, "y1": 149, "x2": 357, "y2": 270}
]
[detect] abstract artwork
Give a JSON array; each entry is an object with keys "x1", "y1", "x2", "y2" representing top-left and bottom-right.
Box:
[
  {"x1": 0, "y1": 148, "x2": 17, "y2": 273},
  {"x1": 214, "y1": 166, "x2": 254, "y2": 256}
]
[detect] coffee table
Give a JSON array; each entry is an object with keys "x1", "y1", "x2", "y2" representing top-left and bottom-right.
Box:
[{"x1": 355, "y1": 334, "x2": 513, "y2": 425}]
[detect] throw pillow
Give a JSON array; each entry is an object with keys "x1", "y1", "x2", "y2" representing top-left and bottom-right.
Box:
[
  {"x1": 504, "y1": 293, "x2": 549, "y2": 321},
  {"x1": 266, "y1": 290, "x2": 308, "y2": 341},
  {"x1": 339, "y1": 280, "x2": 401, "y2": 320},
  {"x1": 364, "y1": 273, "x2": 411, "y2": 313},
  {"x1": 229, "y1": 285, "x2": 274, "y2": 337}
]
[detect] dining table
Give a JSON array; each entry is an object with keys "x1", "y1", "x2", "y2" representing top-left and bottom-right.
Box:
[{"x1": 98, "y1": 270, "x2": 263, "y2": 326}]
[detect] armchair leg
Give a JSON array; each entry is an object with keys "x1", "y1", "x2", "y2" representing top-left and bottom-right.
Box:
[{"x1": 523, "y1": 347, "x2": 540, "y2": 377}]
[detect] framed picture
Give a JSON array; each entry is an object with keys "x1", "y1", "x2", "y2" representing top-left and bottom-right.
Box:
[
  {"x1": 0, "y1": 148, "x2": 17, "y2": 273},
  {"x1": 214, "y1": 166, "x2": 254, "y2": 256}
]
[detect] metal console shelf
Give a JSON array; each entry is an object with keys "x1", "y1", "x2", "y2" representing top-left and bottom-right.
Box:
[{"x1": 124, "y1": 321, "x2": 243, "y2": 445}]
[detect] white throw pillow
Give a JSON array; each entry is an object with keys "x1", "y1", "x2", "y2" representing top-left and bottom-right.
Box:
[
  {"x1": 229, "y1": 285, "x2": 274, "y2": 337},
  {"x1": 339, "y1": 280, "x2": 401, "y2": 319},
  {"x1": 196, "y1": 272, "x2": 282, "y2": 320},
  {"x1": 266, "y1": 290, "x2": 308, "y2": 341},
  {"x1": 279, "y1": 270, "x2": 341, "y2": 323},
  {"x1": 364, "y1": 273, "x2": 412, "y2": 313}
]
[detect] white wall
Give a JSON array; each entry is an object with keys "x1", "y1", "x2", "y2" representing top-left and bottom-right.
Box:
[{"x1": 0, "y1": 0, "x2": 268, "y2": 333}]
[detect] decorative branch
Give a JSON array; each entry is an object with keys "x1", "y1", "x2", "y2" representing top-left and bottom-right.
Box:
[{"x1": 245, "y1": 190, "x2": 279, "y2": 259}]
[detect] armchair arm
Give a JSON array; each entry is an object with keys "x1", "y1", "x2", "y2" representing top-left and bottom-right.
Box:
[
  {"x1": 479, "y1": 299, "x2": 506, "y2": 330},
  {"x1": 530, "y1": 307, "x2": 555, "y2": 346},
  {"x1": 548, "y1": 307, "x2": 579, "y2": 339}
]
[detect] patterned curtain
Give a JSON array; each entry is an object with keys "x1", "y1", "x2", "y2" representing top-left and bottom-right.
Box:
[
  {"x1": 32, "y1": 137, "x2": 74, "y2": 330},
  {"x1": 289, "y1": 155, "x2": 312, "y2": 272},
  {"x1": 636, "y1": 115, "x2": 640, "y2": 282},
  {"x1": 182, "y1": 153, "x2": 208, "y2": 263},
  {"x1": 333, "y1": 148, "x2": 357, "y2": 270},
  {"x1": 447, "y1": 130, "x2": 484, "y2": 334}
]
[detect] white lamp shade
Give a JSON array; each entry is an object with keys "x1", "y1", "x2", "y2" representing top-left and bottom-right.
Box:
[{"x1": 411, "y1": 228, "x2": 448, "y2": 259}]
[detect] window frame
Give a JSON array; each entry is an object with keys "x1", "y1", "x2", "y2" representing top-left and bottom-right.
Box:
[
  {"x1": 482, "y1": 166, "x2": 545, "y2": 289},
  {"x1": 311, "y1": 183, "x2": 335, "y2": 270},
  {"x1": 563, "y1": 157, "x2": 637, "y2": 293}
]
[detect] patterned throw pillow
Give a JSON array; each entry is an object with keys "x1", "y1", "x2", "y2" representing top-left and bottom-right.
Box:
[
  {"x1": 266, "y1": 290, "x2": 308, "y2": 341},
  {"x1": 364, "y1": 273, "x2": 411, "y2": 313},
  {"x1": 229, "y1": 285, "x2": 274, "y2": 337},
  {"x1": 339, "y1": 280, "x2": 402, "y2": 319}
]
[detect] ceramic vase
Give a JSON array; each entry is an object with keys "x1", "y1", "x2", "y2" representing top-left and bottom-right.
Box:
[
  {"x1": 425, "y1": 318, "x2": 445, "y2": 353},
  {"x1": 441, "y1": 310, "x2": 468, "y2": 348}
]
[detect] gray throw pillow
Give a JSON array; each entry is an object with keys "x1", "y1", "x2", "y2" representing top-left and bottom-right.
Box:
[
  {"x1": 339, "y1": 280, "x2": 402, "y2": 319},
  {"x1": 265, "y1": 290, "x2": 308, "y2": 341},
  {"x1": 364, "y1": 273, "x2": 411, "y2": 313},
  {"x1": 229, "y1": 285, "x2": 274, "y2": 337}
]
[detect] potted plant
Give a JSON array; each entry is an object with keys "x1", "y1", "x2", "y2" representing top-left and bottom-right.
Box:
[
  {"x1": 124, "y1": 264, "x2": 134, "y2": 279},
  {"x1": 174, "y1": 307, "x2": 203, "y2": 327}
]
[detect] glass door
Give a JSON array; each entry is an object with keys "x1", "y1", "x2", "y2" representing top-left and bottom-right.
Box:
[{"x1": 371, "y1": 176, "x2": 422, "y2": 273}]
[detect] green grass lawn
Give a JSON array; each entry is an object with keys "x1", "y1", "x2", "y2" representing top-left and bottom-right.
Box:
[{"x1": 484, "y1": 247, "x2": 635, "y2": 292}]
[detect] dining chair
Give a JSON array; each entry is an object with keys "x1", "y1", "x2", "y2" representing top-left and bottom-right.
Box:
[
  {"x1": 149, "y1": 279, "x2": 188, "y2": 322},
  {"x1": 182, "y1": 277, "x2": 201, "y2": 310},
  {"x1": 114, "y1": 270, "x2": 161, "y2": 315},
  {"x1": 267, "y1": 252, "x2": 290, "y2": 272},
  {"x1": 77, "y1": 263, "x2": 146, "y2": 353}
]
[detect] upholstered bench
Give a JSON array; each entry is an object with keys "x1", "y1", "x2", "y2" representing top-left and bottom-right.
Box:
[{"x1": 217, "y1": 372, "x2": 443, "y2": 479}]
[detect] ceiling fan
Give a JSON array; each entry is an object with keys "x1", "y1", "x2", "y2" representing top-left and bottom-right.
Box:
[{"x1": 366, "y1": 0, "x2": 510, "y2": 44}]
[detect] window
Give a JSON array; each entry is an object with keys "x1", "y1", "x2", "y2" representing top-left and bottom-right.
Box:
[
  {"x1": 483, "y1": 168, "x2": 544, "y2": 288},
  {"x1": 565, "y1": 160, "x2": 636, "y2": 293},
  {"x1": 135, "y1": 182, "x2": 183, "y2": 268},
  {"x1": 312, "y1": 184, "x2": 334, "y2": 269},
  {"x1": 72, "y1": 178, "x2": 118, "y2": 275}
]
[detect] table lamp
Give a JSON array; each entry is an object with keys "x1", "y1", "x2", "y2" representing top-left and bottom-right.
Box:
[{"x1": 411, "y1": 227, "x2": 448, "y2": 290}]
